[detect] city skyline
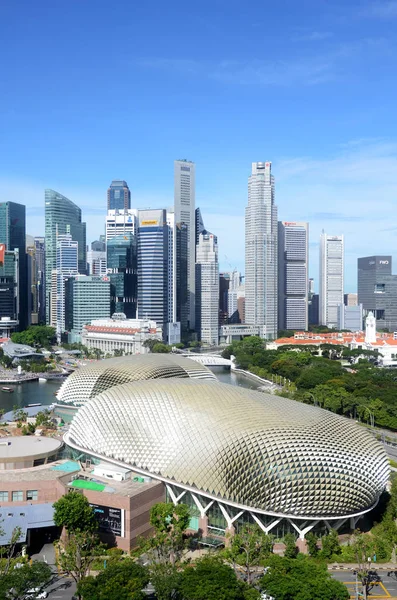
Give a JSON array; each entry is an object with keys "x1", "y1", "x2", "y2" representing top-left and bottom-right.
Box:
[{"x1": 1, "y1": 2, "x2": 397, "y2": 292}]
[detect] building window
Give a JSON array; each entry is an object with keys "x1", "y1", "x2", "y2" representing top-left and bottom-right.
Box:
[
  {"x1": 12, "y1": 491, "x2": 23, "y2": 502},
  {"x1": 26, "y1": 490, "x2": 38, "y2": 501},
  {"x1": 0, "y1": 491, "x2": 8, "y2": 501}
]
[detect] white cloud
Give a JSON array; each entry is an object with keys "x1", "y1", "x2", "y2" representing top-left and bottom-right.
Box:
[{"x1": 362, "y1": 1, "x2": 397, "y2": 17}]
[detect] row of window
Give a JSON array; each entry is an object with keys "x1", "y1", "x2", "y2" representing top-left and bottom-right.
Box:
[{"x1": 0, "y1": 490, "x2": 38, "y2": 502}]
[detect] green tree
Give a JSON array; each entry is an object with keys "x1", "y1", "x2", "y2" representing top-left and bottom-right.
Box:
[
  {"x1": 320, "y1": 529, "x2": 341, "y2": 559},
  {"x1": 53, "y1": 491, "x2": 97, "y2": 533},
  {"x1": 12, "y1": 407, "x2": 28, "y2": 423},
  {"x1": 148, "y1": 563, "x2": 181, "y2": 600},
  {"x1": 260, "y1": 554, "x2": 348, "y2": 600},
  {"x1": 179, "y1": 556, "x2": 259, "y2": 600},
  {"x1": 11, "y1": 325, "x2": 56, "y2": 349},
  {"x1": 55, "y1": 531, "x2": 104, "y2": 598},
  {"x1": 142, "y1": 338, "x2": 163, "y2": 352},
  {"x1": 0, "y1": 561, "x2": 52, "y2": 600},
  {"x1": 77, "y1": 560, "x2": 149, "y2": 600},
  {"x1": 224, "y1": 524, "x2": 273, "y2": 585},
  {"x1": 305, "y1": 532, "x2": 319, "y2": 557},
  {"x1": 152, "y1": 343, "x2": 171, "y2": 353},
  {"x1": 283, "y1": 533, "x2": 298, "y2": 558},
  {"x1": 35, "y1": 410, "x2": 53, "y2": 428},
  {"x1": 143, "y1": 502, "x2": 190, "y2": 564}
]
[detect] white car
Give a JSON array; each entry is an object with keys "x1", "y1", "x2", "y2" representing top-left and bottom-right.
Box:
[{"x1": 26, "y1": 589, "x2": 48, "y2": 599}]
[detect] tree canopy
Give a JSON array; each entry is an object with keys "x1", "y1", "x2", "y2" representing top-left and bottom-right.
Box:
[
  {"x1": 179, "y1": 556, "x2": 259, "y2": 600},
  {"x1": 222, "y1": 336, "x2": 397, "y2": 430},
  {"x1": 53, "y1": 491, "x2": 97, "y2": 533},
  {"x1": 0, "y1": 561, "x2": 52, "y2": 600},
  {"x1": 77, "y1": 560, "x2": 149, "y2": 600},
  {"x1": 260, "y1": 555, "x2": 349, "y2": 600},
  {"x1": 11, "y1": 326, "x2": 56, "y2": 349}
]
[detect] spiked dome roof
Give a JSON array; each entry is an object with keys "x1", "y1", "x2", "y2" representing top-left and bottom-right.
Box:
[
  {"x1": 56, "y1": 353, "x2": 216, "y2": 405},
  {"x1": 65, "y1": 379, "x2": 389, "y2": 519}
]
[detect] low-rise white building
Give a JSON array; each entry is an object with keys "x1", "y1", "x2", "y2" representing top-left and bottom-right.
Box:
[{"x1": 81, "y1": 313, "x2": 162, "y2": 355}]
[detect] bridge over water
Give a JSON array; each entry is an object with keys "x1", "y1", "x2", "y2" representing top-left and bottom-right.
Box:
[{"x1": 181, "y1": 353, "x2": 232, "y2": 368}]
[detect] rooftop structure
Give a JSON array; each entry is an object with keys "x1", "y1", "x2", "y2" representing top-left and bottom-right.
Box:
[
  {"x1": 56, "y1": 353, "x2": 216, "y2": 405},
  {"x1": 65, "y1": 378, "x2": 388, "y2": 538},
  {"x1": 0, "y1": 436, "x2": 62, "y2": 469}
]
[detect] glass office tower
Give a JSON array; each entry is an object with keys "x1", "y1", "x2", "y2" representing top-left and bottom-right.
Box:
[
  {"x1": 137, "y1": 209, "x2": 168, "y2": 328},
  {"x1": 107, "y1": 180, "x2": 131, "y2": 211},
  {"x1": 107, "y1": 233, "x2": 137, "y2": 318},
  {"x1": 44, "y1": 189, "x2": 86, "y2": 324},
  {"x1": 0, "y1": 202, "x2": 27, "y2": 329}
]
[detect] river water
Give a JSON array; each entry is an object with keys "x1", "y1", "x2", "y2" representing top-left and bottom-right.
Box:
[{"x1": 0, "y1": 368, "x2": 260, "y2": 415}]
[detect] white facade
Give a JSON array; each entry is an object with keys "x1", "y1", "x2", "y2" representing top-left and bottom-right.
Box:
[
  {"x1": 319, "y1": 233, "x2": 344, "y2": 328},
  {"x1": 227, "y1": 270, "x2": 241, "y2": 320},
  {"x1": 196, "y1": 232, "x2": 219, "y2": 345},
  {"x1": 174, "y1": 160, "x2": 195, "y2": 330},
  {"x1": 105, "y1": 209, "x2": 138, "y2": 242},
  {"x1": 87, "y1": 250, "x2": 107, "y2": 276},
  {"x1": 278, "y1": 221, "x2": 309, "y2": 331},
  {"x1": 245, "y1": 162, "x2": 278, "y2": 339},
  {"x1": 81, "y1": 315, "x2": 162, "y2": 356}
]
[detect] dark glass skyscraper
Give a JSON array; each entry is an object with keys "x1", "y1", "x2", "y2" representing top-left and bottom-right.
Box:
[
  {"x1": 45, "y1": 189, "x2": 86, "y2": 324},
  {"x1": 137, "y1": 209, "x2": 168, "y2": 327},
  {"x1": 107, "y1": 233, "x2": 137, "y2": 318},
  {"x1": 107, "y1": 180, "x2": 131, "y2": 211},
  {"x1": 358, "y1": 256, "x2": 397, "y2": 331},
  {"x1": 0, "y1": 202, "x2": 27, "y2": 329}
]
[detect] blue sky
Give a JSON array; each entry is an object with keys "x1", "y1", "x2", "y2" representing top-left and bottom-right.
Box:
[{"x1": 1, "y1": 0, "x2": 397, "y2": 291}]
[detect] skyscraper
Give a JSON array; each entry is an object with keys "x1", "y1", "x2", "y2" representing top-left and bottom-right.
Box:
[
  {"x1": 105, "y1": 209, "x2": 137, "y2": 242},
  {"x1": 137, "y1": 209, "x2": 168, "y2": 328},
  {"x1": 245, "y1": 162, "x2": 278, "y2": 339},
  {"x1": 55, "y1": 235, "x2": 78, "y2": 342},
  {"x1": 196, "y1": 231, "x2": 219, "y2": 345},
  {"x1": 34, "y1": 237, "x2": 45, "y2": 323},
  {"x1": 107, "y1": 233, "x2": 137, "y2": 318},
  {"x1": 0, "y1": 244, "x2": 19, "y2": 331},
  {"x1": 228, "y1": 271, "x2": 242, "y2": 323},
  {"x1": 0, "y1": 202, "x2": 27, "y2": 329},
  {"x1": 319, "y1": 233, "x2": 344, "y2": 328},
  {"x1": 87, "y1": 240, "x2": 107, "y2": 276},
  {"x1": 45, "y1": 189, "x2": 86, "y2": 323},
  {"x1": 174, "y1": 160, "x2": 196, "y2": 330},
  {"x1": 107, "y1": 180, "x2": 131, "y2": 211},
  {"x1": 65, "y1": 275, "x2": 111, "y2": 343},
  {"x1": 357, "y1": 256, "x2": 397, "y2": 332},
  {"x1": 278, "y1": 221, "x2": 309, "y2": 331}
]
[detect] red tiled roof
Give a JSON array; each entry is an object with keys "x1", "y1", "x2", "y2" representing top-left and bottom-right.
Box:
[{"x1": 84, "y1": 326, "x2": 158, "y2": 335}]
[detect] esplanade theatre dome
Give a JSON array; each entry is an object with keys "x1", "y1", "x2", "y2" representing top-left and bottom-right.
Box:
[
  {"x1": 65, "y1": 378, "x2": 389, "y2": 521},
  {"x1": 56, "y1": 353, "x2": 216, "y2": 405}
]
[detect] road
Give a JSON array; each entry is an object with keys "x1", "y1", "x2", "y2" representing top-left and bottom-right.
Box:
[
  {"x1": 45, "y1": 576, "x2": 77, "y2": 599},
  {"x1": 331, "y1": 568, "x2": 397, "y2": 598}
]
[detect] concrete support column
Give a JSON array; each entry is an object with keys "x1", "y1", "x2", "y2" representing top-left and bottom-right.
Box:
[
  {"x1": 296, "y1": 538, "x2": 308, "y2": 554},
  {"x1": 199, "y1": 516, "x2": 209, "y2": 537},
  {"x1": 225, "y1": 524, "x2": 235, "y2": 546}
]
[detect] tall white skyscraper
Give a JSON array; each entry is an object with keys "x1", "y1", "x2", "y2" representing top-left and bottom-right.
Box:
[
  {"x1": 278, "y1": 221, "x2": 309, "y2": 331},
  {"x1": 196, "y1": 231, "x2": 219, "y2": 345},
  {"x1": 174, "y1": 159, "x2": 195, "y2": 330},
  {"x1": 245, "y1": 162, "x2": 278, "y2": 339},
  {"x1": 319, "y1": 232, "x2": 344, "y2": 328}
]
